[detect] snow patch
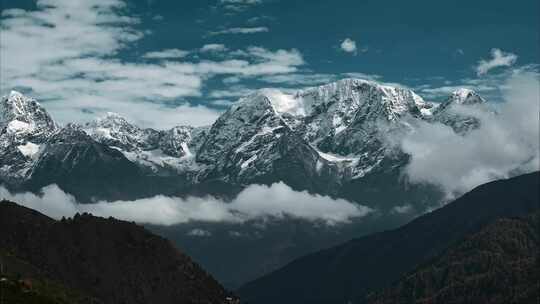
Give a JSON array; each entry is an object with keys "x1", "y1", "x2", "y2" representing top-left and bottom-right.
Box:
[
  {"x1": 262, "y1": 89, "x2": 306, "y2": 116},
  {"x1": 180, "y1": 142, "x2": 193, "y2": 158},
  {"x1": 89, "y1": 127, "x2": 114, "y2": 140},
  {"x1": 17, "y1": 142, "x2": 40, "y2": 159},
  {"x1": 7, "y1": 120, "x2": 32, "y2": 133},
  {"x1": 241, "y1": 154, "x2": 258, "y2": 169},
  {"x1": 315, "y1": 159, "x2": 323, "y2": 172},
  {"x1": 235, "y1": 125, "x2": 283, "y2": 153},
  {"x1": 120, "y1": 148, "x2": 202, "y2": 173},
  {"x1": 317, "y1": 150, "x2": 358, "y2": 162}
]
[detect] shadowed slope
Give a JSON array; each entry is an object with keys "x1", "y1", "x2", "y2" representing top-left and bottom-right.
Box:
[
  {"x1": 238, "y1": 172, "x2": 539, "y2": 304},
  {"x1": 0, "y1": 200, "x2": 235, "y2": 304}
]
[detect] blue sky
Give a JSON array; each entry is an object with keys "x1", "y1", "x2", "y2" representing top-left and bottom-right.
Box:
[{"x1": 1, "y1": 0, "x2": 538, "y2": 128}]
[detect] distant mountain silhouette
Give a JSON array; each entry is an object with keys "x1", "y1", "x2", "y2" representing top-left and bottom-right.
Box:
[
  {"x1": 238, "y1": 172, "x2": 539, "y2": 304},
  {"x1": 0, "y1": 200, "x2": 237, "y2": 304}
]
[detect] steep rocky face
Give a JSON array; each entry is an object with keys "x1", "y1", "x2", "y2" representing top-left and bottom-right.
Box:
[
  {"x1": 293, "y1": 79, "x2": 425, "y2": 148},
  {"x1": 26, "y1": 124, "x2": 143, "y2": 202},
  {"x1": 0, "y1": 90, "x2": 57, "y2": 141},
  {"x1": 0, "y1": 91, "x2": 57, "y2": 184},
  {"x1": 196, "y1": 93, "x2": 342, "y2": 191},
  {"x1": 0, "y1": 200, "x2": 236, "y2": 304},
  {"x1": 197, "y1": 94, "x2": 287, "y2": 170},
  {"x1": 262, "y1": 79, "x2": 428, "y2": 179},
  {"x1": 159, "y1": 126, "x2": 194, "y2": 157},
  {"x1": 84, "y1": 112, "x2": 161, "y2": 152},
  {"x1": 194, "y1": 80, "x2": 430, "y2": 188},
  {"x1": 84, "y1": 113, "x2": 206, "y2": 175},
  {"x1": 30, "y1": 124, "x2": 140, "y2": 180},
  {"x1": 368, "y1": 212, "x2": 539, "y2": 304}
]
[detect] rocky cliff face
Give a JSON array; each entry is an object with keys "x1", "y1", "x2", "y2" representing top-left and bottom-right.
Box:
[{"x1": 0, "y1": 91, "x2": 57, "y2": 184}]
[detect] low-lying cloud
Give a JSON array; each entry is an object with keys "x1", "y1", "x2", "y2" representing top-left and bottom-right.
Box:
[
  {"x1": 397, "y1": 70, "x2": 539, "y2": 198},
  {"x1": 0, "y1": 182, "x2": 371, "y2": 226}
]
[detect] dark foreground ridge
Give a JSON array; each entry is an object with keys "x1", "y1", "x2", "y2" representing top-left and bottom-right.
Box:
[
  {"x1": 238, "y1": 171, "x2": 540, "y2": 304},
  {"x1": 0, "y1": 200, "x2": 237, "y2": 304},
  {"x1": 368, "y1": 212, "x2": 539, "y2": 303}
]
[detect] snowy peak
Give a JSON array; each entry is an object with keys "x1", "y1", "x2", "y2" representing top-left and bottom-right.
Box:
[
  {"x1": 232, "y1": 92, "x2": 277, "y2": 114},
  {"x1": 447, "y1": 88, "x2": 485, "y2": 105},
  {"x1": 432, "y1": 89, "x2": 488, "y2": 134},
  {"x1": 434, "y1": 88, "x2": 486, "y2": 115},
  {"x1": 0, "y1": 90, "x2": 56, "y2": 136},
  {"x1": 259, "y1": 89, "x2": 306, "y2": 116},
  {"x1": 85, "y1": 112, "x2": 139, "y2": 134},
  {"x1": 84, "y1": 112, "x2": 160, "y2": 151},
  {"x1": 196, "y1": 92, "x2": 290, "y2": 179},
  {"x1": 294, "y1": 78, "x2": 425, "y2": 119},
  {"x1": 159, "y1": 126, "x2": 194, "y2": 158}
]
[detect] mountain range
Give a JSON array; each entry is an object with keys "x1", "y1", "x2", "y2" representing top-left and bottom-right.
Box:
[
  {"x1": 1, "y1": 79, "x2": 486, "y2": 207},
  {"x1": 0, "y1": 78, "x2": 505, "y2": 290}
]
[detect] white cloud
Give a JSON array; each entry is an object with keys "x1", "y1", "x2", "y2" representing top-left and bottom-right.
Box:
[
  {"x1": 259, "y1": 73, "x2": 337, "y2": 86},
  {"x1": 230, "y1": 183, "x2": 372, "y2": 224},
  {"x1": 391, "y1": 204, "x2": 413, "y2": 214},
  {"x1": 222, "y1": 76, "x2": 242, "y2": 84},
  {"x1": 143, "y1": 49, "x2": 190, "y2": 59},
  {"x1": 476, "y1": 48, "x2": 518, "y2": 76},
  {"x1": 186, "y1": 229, "x2": 212, "y2": 237},
  {"x1": 219, "y1": 0, "x2": 263, "y2": 12},
  {"x1": 396, "y1": 70, "x2": 539, "y2": 197},
  {"x1": 340, "y1": 38, "x2": 357, "y2": 54},
  {"x1": 0, "y1": 0, "x2": 207, "y2": 128},
  {"x1": 209, "y1": 27, "x2": 269, "y2": 35},
  {"x1": 416, "y1": 64, "x2": 539, "y2": 102},
  {"x1": 210, "y1": 99, "x2": 235, "y2": 106},
  {"x1": 196, "y1": 47, "x2": 304, "y2": 79},
  {"x1": 209, "y1": 87, "x2": 255, "y2": 99},
  {"x1": 200, "y1": 44, "x2": 228, "y2": 53},
  {"x1": 0, "y1": 182, "x2": 371, "y2": 226},
  {"x1": 342, "y1": 72, "x2": 382, "y2": 81},
  {"x1": 228, "y1": 231, "x2": 244, "y2": 237},
  {"x1": 0, "y1": 0, "x2": 306, "y2": 129},
  {"x1": 246, "y1": 16, "x2": 273, "y2": 24}
]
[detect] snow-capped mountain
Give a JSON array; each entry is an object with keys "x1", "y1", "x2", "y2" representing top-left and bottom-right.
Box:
[
  {"x1": 84, "y1": 112, "x2": 161, "y2": 152},
  {"x1": 83, "y1": 112, "x2": 209, "y2": 175},
  {"x1": 431, "y1": 88, "x2": 487, "y2": 134},
  {"x1": 0, "y1": 79, "x2": 488, "y2": 203},
  {"x1": 0, "y1": 91, "x2": 57, "y2": 138},
  {"x1": 0, "y1": 91, "x2": 57, "y2": 183},
  {"x1": 241, "y1": 79, "x2": 432, "y2": 179},
  {"x1": 195, "y1": 93, "x2": 341, "y2": 191}
]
